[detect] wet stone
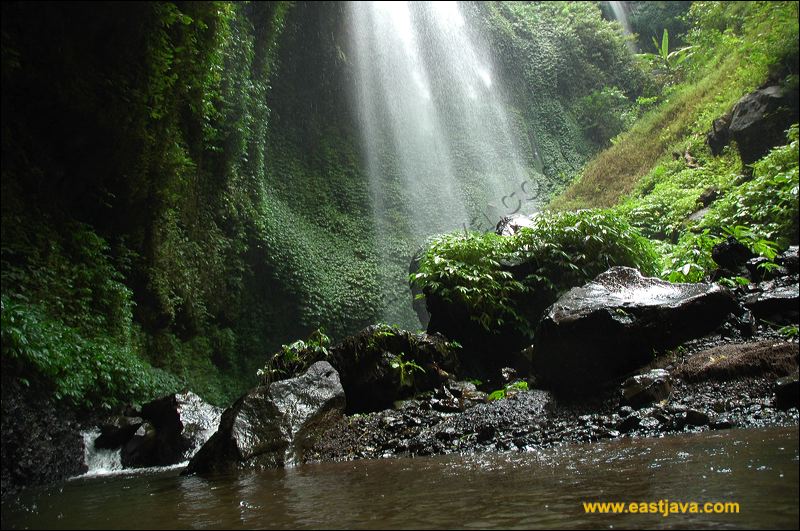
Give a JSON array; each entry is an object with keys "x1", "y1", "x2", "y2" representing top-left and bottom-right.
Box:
[{"x1": 621, "y1": 369, "x2": 672, "y2": 409}]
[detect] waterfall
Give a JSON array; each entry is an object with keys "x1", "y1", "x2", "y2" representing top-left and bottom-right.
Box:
[
  {"x1": 348, "y1": 1, "x2": 543, "y2": 324},
  {"x1": 80, "y1": 429, "x2": 123, "y2": 477},
  {"x1": 607, "y1": 1, "x2": 637, "y2": 52}
]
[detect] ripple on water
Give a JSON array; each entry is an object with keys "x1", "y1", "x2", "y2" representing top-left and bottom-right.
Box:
[{"x1": 1, "y1": 426, "x2": 798, "y2": 530}]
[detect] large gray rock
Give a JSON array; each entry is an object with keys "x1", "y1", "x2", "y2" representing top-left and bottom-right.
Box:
[
  {"x1": 729, "y1": 85, "x2": 799, "y2": 164},
  {"x1": 533, "y1": 267, "x2": 740, "y2": 396},
  {"x1": 186, "y1": 362, "x2": 344, "y2": 474},
  {"x1": 120, "y1": 391, "x2": 222, "y2": 467}
]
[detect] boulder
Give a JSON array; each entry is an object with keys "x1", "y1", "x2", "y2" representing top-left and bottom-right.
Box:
[
  {"x1": 621, "y1": 369, "x2": 672, "y2": 408},
  {"x1": 711, "y1": 237, "x2": 754, "y2": 271},
  {"x1": 495, "y1": 214, "x2": 537, "y2": 236},
  {"x1": 533, "y1": 267, "x2": 739, "y2": 396},
  {"x1": 94, "y1": 416, "x2": 143, "y2": 450},
  {"x1": 745, "y1": 257, "x2": 786, "y2": 282},
  {"x1": 120, "y1": 391, "x2": 222, "y2": 467},
  {"x1": 706, "y1": 113, "x2": 731, "y2": 156},
  {"x1": 774, "y1": 371, "x2": 799, "y2": 410},
  {"x1": 186, "y1": 362, "x2": 344, "y2": 474},
  {"x1": 121, "y1": 422, "x2": 157, "y2": 468},
  {"x1": 728, "y1": 85, "x2": 799, "y2": 164},
  {"x1": 741, "y1": 276, "x2": 799, "y2": 325},
  {"x1": 674, "y1": 340, "x2": 798, "y2": 382},
  {"x1": 329, "y1": 325, "x2": 460, "y2": 413},
  {"x1": 777, "y1": 246, "x2": 799, "y2": 275},
  {"x1": 698, "y1": 187, "x2": 720, "y2": 207},
  {"x1": 0, "y1": 378, "x2": 86, "y2": 497}
]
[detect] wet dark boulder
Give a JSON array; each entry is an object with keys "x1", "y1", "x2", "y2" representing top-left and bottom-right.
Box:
[
  {"x1": 621, "y1": 369, "x2": 672, "y2": 409},
  {"x1": 329, "y1": 325, "x2": 461, "y2": 413},
  {"x1": 121, "y1": 421, "x2": 157, "y2": 468},
  {"x1": 0, "y1": 378, "x2": 86, "y2": 497},
  {"x1": 706, "y1": 114, "x2": 731, "y2": 156},
  {"x1": 774, "y1": 371, "x2": 799, "y2": 410},
  {"x1": 741, "y1": 275, "x2": 799, "y2": 325},
  {"x1": 533, "y1": 267, "x2": 739, "y2": 396},
  {"x1": 424, "y1": 285, "x2": 530, "y2": 379},
  {"x1": 777, "y1": 246, "x2": 799, "y2": 275},
  {"x1": 94, "y1": 416, "x2": 143, "y2": 450},
  {"x1": 728, "y1": 85, "x2": 799, "y2": 164},
  {"x1": 186, "y1": 362, "x2": 345, "y2": 474},
  {"x1": 120, "y1": 391, "x2": 222, "y2": 467},
  {"x1": 711, "y1": 237, "x2": 754, "y2": 271}
]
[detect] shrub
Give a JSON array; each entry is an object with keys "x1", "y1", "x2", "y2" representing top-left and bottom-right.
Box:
[
  {"x1": 412, "y1": 210, "x2": 659, "y2": 336},
  {"x1": 1, "y1": 296, "x2": 179, "y2": 410},
  {"x1": 577, "y1": 86, "x2": 635, "y2": 146},
  {"x1": 701, "y1": 124, "x2": 799, "y2": 247},
  {"x1": 256, "y1": 328, "x2": 331, "y2": 384}
]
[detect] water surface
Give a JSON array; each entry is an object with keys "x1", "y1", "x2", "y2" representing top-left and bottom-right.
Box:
[{"x1": 2, "y1": 426, "x2": 797, "y2": 529}]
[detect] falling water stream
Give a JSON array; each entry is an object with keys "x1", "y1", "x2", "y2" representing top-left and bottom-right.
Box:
[
  {"x1": 607, "y1": 1, "x2": 637, "y2": 52},
  {"x1": 349, "y1": 1, "x2": 543, "y2": 323}
]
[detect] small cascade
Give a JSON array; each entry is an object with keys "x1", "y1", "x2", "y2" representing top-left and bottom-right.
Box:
[
  {"x1": 607, "y1": 1, "x2": 637, "y2": 52},
  {"x1": 80, "y1": 429, "x2": 123, "y2": 477}
]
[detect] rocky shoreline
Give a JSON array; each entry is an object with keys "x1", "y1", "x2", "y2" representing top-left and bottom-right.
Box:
[
  {"x1": 2, "y1": 249, "x2": 797, "y2": 498},
  {"x1": 307, "y1": 334, "x2": 798, "y2": 464}
]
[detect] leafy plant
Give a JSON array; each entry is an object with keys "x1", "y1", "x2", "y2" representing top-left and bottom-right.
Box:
[
  {"x1": 256, "y1": 328, "x2": 331, "y2": 385},
  {"x1": 577, "y1": 86, "x2": 635, "y2": 146},
  {"x1": 412, "y1": 209, "x2": 659, "y2": 336},
  {"x1": 487, "y1": 381, "x2": 529, "y2": 401},
  {"x1": 637, "y1": 28, "x2": 694, "y2": 89},
  {"x1": 778, "y1": 325, "x2": 799, "y2": 339},
  {"x1": 389, "y1": 353, "x2": 424, "y2": 388},
  {"x1": 1, "y1": 296, "x2": 179, "y2": 410}
]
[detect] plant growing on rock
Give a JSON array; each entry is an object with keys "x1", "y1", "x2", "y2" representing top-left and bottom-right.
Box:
[
  {"x1": 389, "y1": 353, "x2": 424, "y2": 388},
  {"x1": 488, "y1": 380, "x2": 529, "y2": 401},
  {"x1": 256, "y1": 328, "x2": 331, "y2": 385},
  {"x1": 412, "y1": 209, "x2": 660, "y2": 338}
]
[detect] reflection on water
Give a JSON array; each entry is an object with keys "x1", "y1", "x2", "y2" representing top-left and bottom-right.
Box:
[{"x1": 2, "y1": 426, "x2": 798, "y2": 529}]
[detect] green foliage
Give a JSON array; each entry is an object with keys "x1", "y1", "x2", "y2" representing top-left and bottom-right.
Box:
[
  {"x1": 626, "y1": 125, "x2": 798, "y2": 284},
  {"x1": 1, "y1": 296, "x2": 179, "y2": 410},
  {"x1": 487, "y1": 380, "x2": 529, "y2": 401},
  {"x1": 626, "y1": 1, "x2": 692, "y2": 49},
  {"x1": 702, "y1": 125, "x2": 800, "y2": 248},
  {"x1": 413, "y1": 210, "x2": 659, "y2": 335},
  {"x1": 637, "y1": 29, "x2": 695, "y2": 88},
  {"x1": 256, "y1": 328, "x2": 331, "y2": 385},
  {"x1": 389, "y1": 353, "x2": 424, "y2": 388},
  {"x1": 778, "y1": 325, "x2": 799, "y2": 339},
  {"x1": 553, "y1": 1, "x2": 799, "y2": 210},
  {"x1": 577, "y1": 86, "x2": 635, "y2": 146},
  {"x1": 1, "y1": 2, "x2": 294, "y2": 407},
  {"x1": 475, "y1": 1, "x2": 647, "y2": 181}
]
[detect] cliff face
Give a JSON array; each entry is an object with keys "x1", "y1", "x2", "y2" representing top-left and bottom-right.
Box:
[{"x1": 0, "y1": 1, "x2": 641, "y2": 407}]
